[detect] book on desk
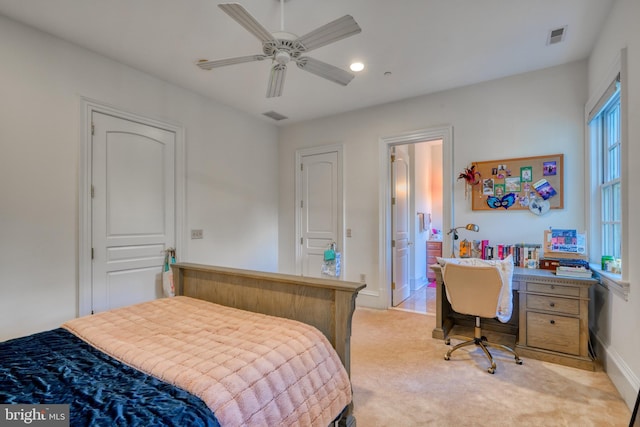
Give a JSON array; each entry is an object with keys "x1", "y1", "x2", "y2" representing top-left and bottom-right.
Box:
[{"x1": 555, "y1": 265, "x2": 592, "y2": 278}]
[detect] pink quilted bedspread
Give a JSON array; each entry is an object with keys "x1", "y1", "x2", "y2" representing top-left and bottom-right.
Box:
[{"x1": 62, "y1": 296, "x2": 352, "y2": 426}]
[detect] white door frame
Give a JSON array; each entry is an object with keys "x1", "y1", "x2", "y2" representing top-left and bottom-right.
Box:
[
  {"x1": 295, "y1": 144, "x2": 344, "y2": 276},
  {"x1": 378, "y1": 126, "x2": 453, "y2": 308},
  {"x1": 78, "y1": 98, "x2": 185, "y2": 316}
]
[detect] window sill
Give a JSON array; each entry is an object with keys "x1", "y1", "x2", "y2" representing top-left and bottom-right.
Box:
[{"x1": 589, "y1": 263, "x2": 630, "y2": 301}]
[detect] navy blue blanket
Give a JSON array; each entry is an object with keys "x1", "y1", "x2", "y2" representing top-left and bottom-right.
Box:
[{"x1": 0, "y1": 328, "x2": 220, "y2": 427}]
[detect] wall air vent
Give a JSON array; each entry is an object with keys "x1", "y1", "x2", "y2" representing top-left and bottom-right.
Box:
[
  {"x1": 263, "y1": 110, "x2": 288, "y2": 121},
  {"x1": 547, "y1": 26, "x2": 567, "y2": 45}
]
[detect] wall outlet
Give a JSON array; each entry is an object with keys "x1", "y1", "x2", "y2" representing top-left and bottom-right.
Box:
[
  {"x1": 190, "y1": 229, "x2": 203, "y2": 239},
  {"x1": 360, "y1": 273, "x2": 366, "y2": 283}
]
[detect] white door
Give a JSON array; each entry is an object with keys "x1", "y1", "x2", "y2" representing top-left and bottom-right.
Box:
[
  {"x1": 91, "y1": 112, "x2": 175, "y2": 313},
  {"x1": 392, "y1": 150, "x2": 411, "y2": 305},
  {"x1": 297, "y1": 147, "x2": 342, "y2": 277}
]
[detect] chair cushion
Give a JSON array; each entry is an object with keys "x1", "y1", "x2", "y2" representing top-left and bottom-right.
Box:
[{"x1": 436, "y1": 255, "x2": 514, "y2": 322}]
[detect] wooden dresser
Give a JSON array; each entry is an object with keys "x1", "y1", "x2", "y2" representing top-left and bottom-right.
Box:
[
  {"x1": 516, "y1": 272, "x2": 597, "y2": 370},
  {"x1": 426, "y1": 240, "x2": 442, "y2": 282}
]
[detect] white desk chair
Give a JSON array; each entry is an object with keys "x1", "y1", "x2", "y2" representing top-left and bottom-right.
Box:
[{"x1": 442, "y1": 262, "x2": 522, "y2": 374}]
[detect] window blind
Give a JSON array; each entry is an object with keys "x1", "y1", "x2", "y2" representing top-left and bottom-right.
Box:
[{"x1": 588, "y1": 73, "x2": 620, "y2": 123}]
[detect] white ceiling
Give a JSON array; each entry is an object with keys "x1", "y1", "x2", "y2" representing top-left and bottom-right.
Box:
[{"x1": 0, "y1": 0, "x2": 614, "y2": 125}]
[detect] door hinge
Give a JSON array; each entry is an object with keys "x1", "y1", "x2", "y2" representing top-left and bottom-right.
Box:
[
  {"x1": 300, "y1": 163, "x2": 303, "y2": 171},
  {"x1": 91, "y1": 185, "x2": 95, "y2": 198},
  {"x1": 300, "y1": 237, "x2": 303, "y2": 245},
  {"x1": 391, "y1": 240, "x2": 396, "y2": 248},
  {"x1": 91, "y1": 122, "x2": 95, "y2": 136},
  {"x1": 391, "y1": 197, "x2": 396, "y2": 205},
  {"x1": 392, "y1": 281, "x2": 396, "y2": 290},
  {"x1": 300, "y1": 200, "x2": 304, "y2": 208},
  {"x1": 390, "y1": 154, "x2": 395, "y2": 162},
  {"x1": 91, "y1": 248, "x2": 94, "y2": 260}
]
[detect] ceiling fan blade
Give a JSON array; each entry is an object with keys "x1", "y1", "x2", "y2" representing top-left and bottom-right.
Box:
[
  {"x1": 197, "y1": 55, "x2": 267, "y2": 70},
  {"x1": 218, "y1": 3, "x2": 275, "y2": 44},
  {"x1": 296, "y1": 15, "x2": 361, "y2": 52},
  {"x1": 296, "y1": 57, "x2": 355, "y2": 86},
  {"x1": 266, "y1": 64, "x2": 287, "y2": 98}
]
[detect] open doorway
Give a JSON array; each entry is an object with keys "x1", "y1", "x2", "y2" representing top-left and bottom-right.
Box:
[
  {"x1": 391, "y1": 140, "x2": 443, "y2": 313},
  {"x1": 378, "y1": 126, "x2": 453, "y2": 315}
]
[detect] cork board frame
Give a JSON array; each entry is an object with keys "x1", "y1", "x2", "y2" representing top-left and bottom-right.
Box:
[{"x1": 470, "y1": 154, "x2": 563, "y2": 211}]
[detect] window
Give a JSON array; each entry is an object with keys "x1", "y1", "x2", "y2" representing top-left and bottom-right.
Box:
[
  {"x1": 588, "y1": 73, "x2": 622, "y2": 268},
  {"x1": 599, "y1": 91, "x2": 621, "y2": 259}
]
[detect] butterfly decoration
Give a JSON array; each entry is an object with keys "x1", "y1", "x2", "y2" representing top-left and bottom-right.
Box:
[{"x1": 486, "y1": 193, "x2": 516, "y2": 209}]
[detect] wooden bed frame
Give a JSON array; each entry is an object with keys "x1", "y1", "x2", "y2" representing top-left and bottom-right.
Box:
[{"x1": 171, "y1": 262, "x2": 366, "y2": 427}]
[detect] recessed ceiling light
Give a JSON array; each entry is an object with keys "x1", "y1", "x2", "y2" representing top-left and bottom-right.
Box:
[{"x1": 350, "y1": 62, "x2": 364, "y2": 72}]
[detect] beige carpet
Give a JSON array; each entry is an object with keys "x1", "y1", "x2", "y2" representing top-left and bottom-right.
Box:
[{"x1": 350, "y1": 307, "x2": 630, "y2": 427}]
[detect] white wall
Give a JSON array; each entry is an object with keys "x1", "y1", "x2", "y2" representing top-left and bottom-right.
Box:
[
  {"x1": 0, "y1": 15, "x2": 279, "y2": 341},
  {"x1": 279, "y1": 61, "x2": 588, "y2": 308},
  {"x1": 587, "y1": 0, "x2": 640, "y2": 408}
]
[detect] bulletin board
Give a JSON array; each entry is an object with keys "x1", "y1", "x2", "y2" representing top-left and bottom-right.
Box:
[{"x1": 470, "y1": 154, "x2": 564, "y2": 211}]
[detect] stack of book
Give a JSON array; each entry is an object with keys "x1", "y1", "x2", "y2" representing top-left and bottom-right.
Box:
[
  {"x1": 555, "y1": 265, "x2": 592, "y2": 278},
  {"x1": 472, "y1": 240, "x2": 541, "y2": 266}
]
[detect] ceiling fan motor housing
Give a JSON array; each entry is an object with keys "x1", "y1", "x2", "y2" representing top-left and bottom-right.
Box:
[
  {"x1": 263, "y1": 38, "x2": 305, "y2": 62},
  {"x1": 275, "y1": 50, "x2": 291, "y2": 65}
]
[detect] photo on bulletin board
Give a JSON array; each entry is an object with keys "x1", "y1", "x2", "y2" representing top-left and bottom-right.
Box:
[
  {"x1": 469, "y1": 154, "x2": 563, "y2": 211},
  {"x1": 520, "y1": 166, "x2": 533, "y2": 182}
]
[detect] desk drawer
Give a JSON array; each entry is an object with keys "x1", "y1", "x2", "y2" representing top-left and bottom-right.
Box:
[
  {"x1": 526, "y1": 312, "x2": 580, "y2": 355},
  {"x1": 526, "y1": 294, "x2": 579, "y2": 315},
  {"x1": 525, "y1": 282, "x2": 580, "y2": 297}
]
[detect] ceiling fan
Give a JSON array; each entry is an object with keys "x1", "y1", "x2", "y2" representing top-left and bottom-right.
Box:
[{"x1": 197, "y1": 1, "x2": 362, "y2": 98}]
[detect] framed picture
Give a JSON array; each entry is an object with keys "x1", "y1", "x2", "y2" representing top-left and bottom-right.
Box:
[
  {"x1": 505, "y1": 177, "x2": 521, "y2": 192},
  {"x1": 520, "y1": 166, "x2": 533, "y2": 182},
  {"x1": 494, "y1": 184, "x2": 505, "y2": 198}
]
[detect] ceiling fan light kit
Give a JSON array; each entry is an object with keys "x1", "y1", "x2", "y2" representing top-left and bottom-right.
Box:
[{"x1": 197, "y1": 1, "x2": 362, "y2": 98}]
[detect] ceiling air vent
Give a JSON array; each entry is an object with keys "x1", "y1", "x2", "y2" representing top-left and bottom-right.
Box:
[
  {"x1": 263, "y1": 111, "x2": 288, "y2": 121},
  {"x1": 547, "y1": 26, "x2": 567, "y2": 45}
]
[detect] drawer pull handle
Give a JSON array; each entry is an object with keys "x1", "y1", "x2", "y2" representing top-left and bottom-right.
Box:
[
  {"x1": 549, "y1": 302, "x2": 555, "y2": 307},
  {"x1": 550, "y1": 319, "x2": 556, "y2": 325}
]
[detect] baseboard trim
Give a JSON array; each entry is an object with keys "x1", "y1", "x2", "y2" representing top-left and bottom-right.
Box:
[{"x1": 593, "y1": 332, "x2": 640, "y2": 410}]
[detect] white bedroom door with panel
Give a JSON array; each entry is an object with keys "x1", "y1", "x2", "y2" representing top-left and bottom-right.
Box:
[
  {"x1": 91, "y1": 112, "x2": 175, "y2": 313},
  {"x1": 296, "y1": 147, "x2": 342, "y2": 278},
  {"x1": 391, "y1": 149, "x2": 411, "y2": 306}
]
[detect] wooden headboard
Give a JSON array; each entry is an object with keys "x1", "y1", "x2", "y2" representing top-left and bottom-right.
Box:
[{"x1": 171, "y1": 262, "x2": 366, "y2": 376}]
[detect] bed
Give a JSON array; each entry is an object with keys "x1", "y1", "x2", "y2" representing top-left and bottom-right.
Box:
[{"x1": 0, "y1": 262, "x2": 366, "y2": 427}]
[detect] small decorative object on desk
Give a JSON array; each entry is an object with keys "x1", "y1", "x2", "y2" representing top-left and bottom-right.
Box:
[{"x1": 459, "y1": 239, "x2": 472, "y2": 258}]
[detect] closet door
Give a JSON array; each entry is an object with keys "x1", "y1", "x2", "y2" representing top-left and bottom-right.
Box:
[{"x1": 91, "y1": 112, "x2": 175, "y2": 313}]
